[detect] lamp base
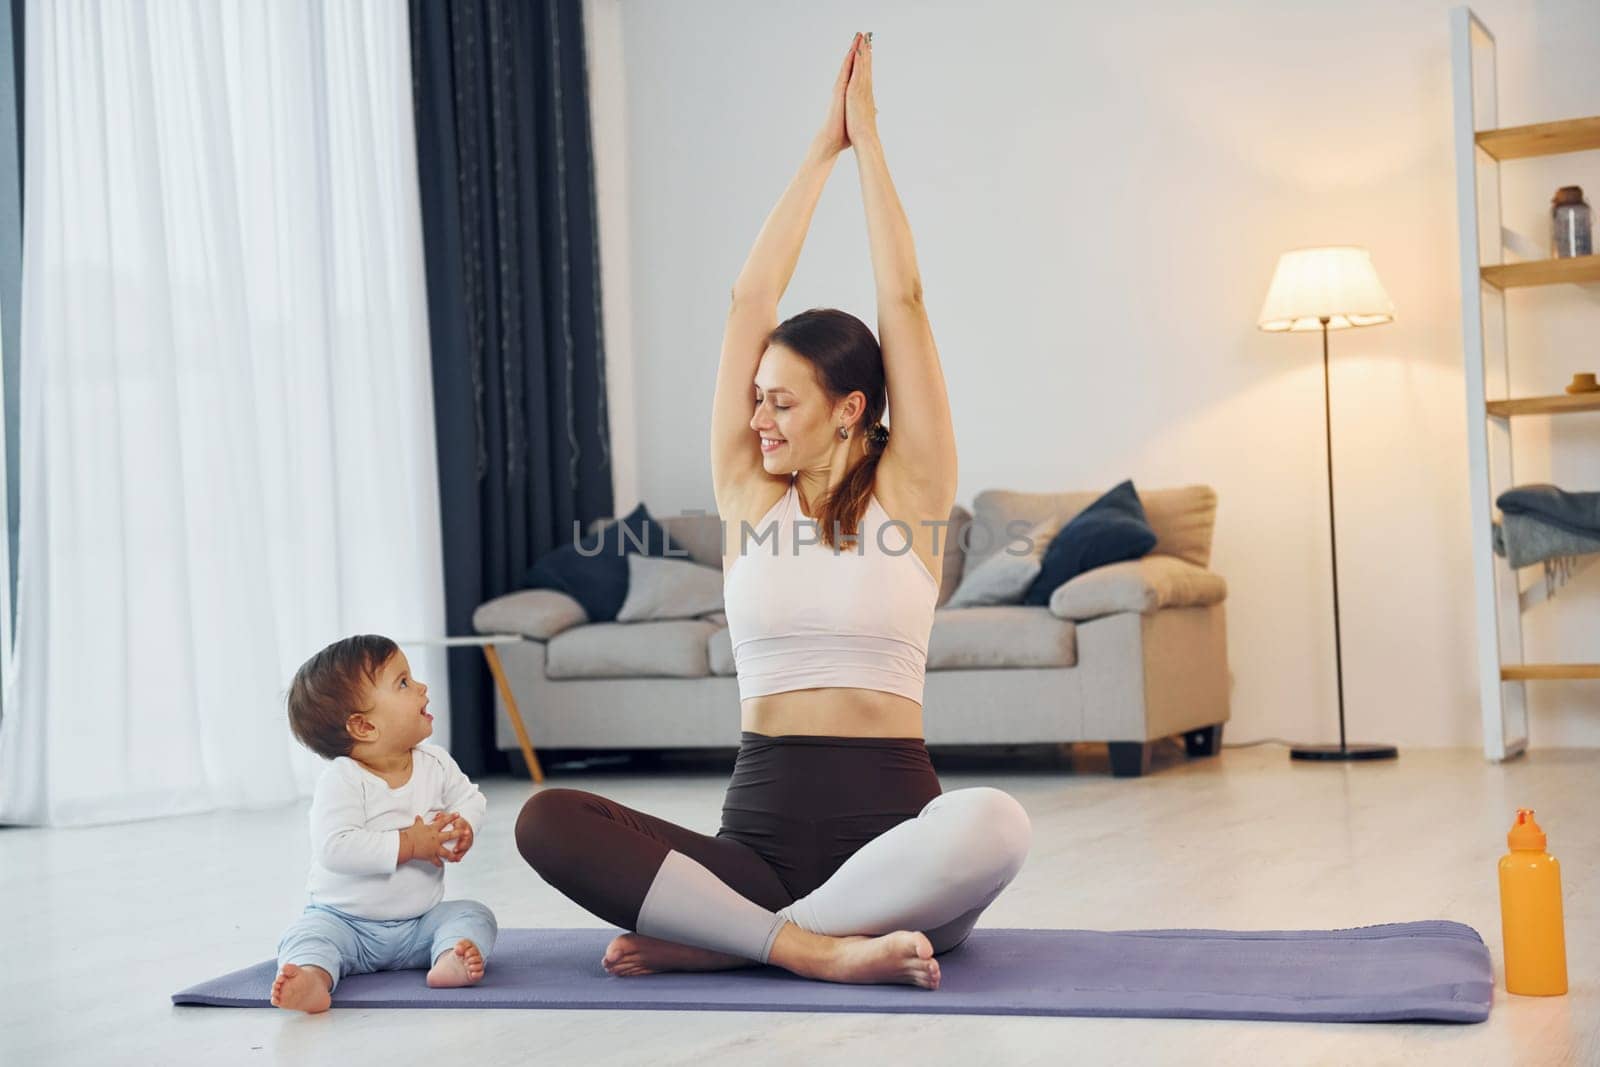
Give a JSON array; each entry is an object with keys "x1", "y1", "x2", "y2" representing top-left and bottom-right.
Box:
[{"x1": 1290, "y1": 743, "x2": 1399, "y2": 761}]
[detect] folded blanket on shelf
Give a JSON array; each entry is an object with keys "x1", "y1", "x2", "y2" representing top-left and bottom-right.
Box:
[
  {"x1": 1494, "y1": 485, "x2": 1600, "y2": 595},
  {"x1": 1496, "y1": 483, "x2": 1600, "y2": 540},
  {"x1": 1493, "y1": 513, "x2": 1600, "y2": 569}
]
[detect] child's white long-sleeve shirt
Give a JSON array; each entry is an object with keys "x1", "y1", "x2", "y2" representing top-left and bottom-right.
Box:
[{"x1": 305, "y1": 743, "x2": 488, "y2": 920}]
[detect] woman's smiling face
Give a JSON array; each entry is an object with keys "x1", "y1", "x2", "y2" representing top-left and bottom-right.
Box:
[{"x1": 750, "y1": 345, "x2": 859, "y2": 472}]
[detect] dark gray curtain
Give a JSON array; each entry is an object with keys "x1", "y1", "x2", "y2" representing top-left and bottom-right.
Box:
[{"x1": 409, "y1": 0, "x2": 613, "y2": 775}]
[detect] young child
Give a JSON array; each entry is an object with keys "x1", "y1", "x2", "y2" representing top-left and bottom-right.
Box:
[{"x1": 271, "y1": 634, "x2": 497, "y2": 1014}]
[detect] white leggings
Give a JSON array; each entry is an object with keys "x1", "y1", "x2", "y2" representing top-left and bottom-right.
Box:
[{"x1": 635, "y1": 786, "x2": 1033, "y2": 964}]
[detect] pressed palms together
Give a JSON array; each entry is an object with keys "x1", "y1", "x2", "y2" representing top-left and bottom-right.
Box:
[{"x1": 814, "y1": 31, "x2": 879, "y2": 160}]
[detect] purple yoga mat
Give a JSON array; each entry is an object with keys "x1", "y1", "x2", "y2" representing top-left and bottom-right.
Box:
[{"x1": 172, "y1": 920, "x2": 1492, "y2": 1023}]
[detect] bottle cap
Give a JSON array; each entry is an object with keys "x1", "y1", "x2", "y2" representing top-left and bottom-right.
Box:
[
  {"x1": 1507, "y1": 808, "x2": 1547, "y2": 851},
  {"x1": 1552, "y1": 185, "x2": 1585, "y2": 206}
]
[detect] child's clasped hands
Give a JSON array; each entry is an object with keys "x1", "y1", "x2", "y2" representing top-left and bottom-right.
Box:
[{"x1": 401, "y1": 811, "x2": 476, "y2": 866}]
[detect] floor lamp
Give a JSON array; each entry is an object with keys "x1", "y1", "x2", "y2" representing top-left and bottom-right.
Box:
[{"x1": 1258, "y1": 246, "x2": 1400, "y2": 762}]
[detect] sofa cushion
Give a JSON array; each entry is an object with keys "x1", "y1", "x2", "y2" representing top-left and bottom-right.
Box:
[
  {"x1": 963, "y1": 485, "x2": 1217, "y2": 579},
  {"x1": 936, "y1": 503, "x2": 972, "y2": 608},
  {"x1": 945, "y1": 514, "x2": 1052, "y2": 608},
  {"x1": 1049, "y1": 554, "x2": 1227, "y2": 620},
  {"x1": 1023, "y1": 481, "x2": 1157, "y2": 606},
  {"x1": 545, "y1": 619, "x2": 719, "y2": 679},
  {"x1": 1142, "y1": 486, "x2": 1218, "y2": 568},
  {"x1": 659, "y1": 513, "x2": 726, "y2": 569},
  {"x1": 927, "y1": 605, "x2": 1077, "y2": 669},
  {"x1": 472, "y1": 588, "x2": 589, "y2": 640},
  {"x1": 708, "y1": 624, "x2": 736, "y2": 676},
  {"x1": 522, "y1": 502, "x2": 691, "y2": 622},
  {"x1": 616, "y1": 555, "x2": 724, "y2": 622}
]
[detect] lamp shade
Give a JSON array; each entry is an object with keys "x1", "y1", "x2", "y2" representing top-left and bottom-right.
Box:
[{"x1": 1257, "y1": 246, "x2": 1395, "y2": 332}]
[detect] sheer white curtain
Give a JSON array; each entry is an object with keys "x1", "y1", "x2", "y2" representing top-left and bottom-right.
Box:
[{"x1": 0, "y1": 0, "x2": 450, "y2": 825}]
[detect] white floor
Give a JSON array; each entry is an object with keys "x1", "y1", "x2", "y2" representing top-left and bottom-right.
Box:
[{"x1": 3, "y1": 742, "x2": 1593, "y2": 1066}]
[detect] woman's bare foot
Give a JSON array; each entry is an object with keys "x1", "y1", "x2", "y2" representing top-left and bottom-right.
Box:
[
  {"x1": 270, "y1": 963, "x2": 332, "y2": 1013},
  {"x1": 600, "y1": 924, "x2": 940, "y2": 989},
  {"x1": 602, "y1": 932, "x2": 751, "y2": 977},
  {"x1": 426, "y1": 939, "x2": 486, "y2": 988},
  {"x1": 824, "y1": 931, "x2": 940, "y2": 988},
  {"x1": 772, "y1": 924, "x2": 940, "y2": 989}
]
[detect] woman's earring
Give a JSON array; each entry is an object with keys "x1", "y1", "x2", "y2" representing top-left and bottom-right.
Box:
[{"x1": 837, "y1": 425, "x2": 848, "y2": 440}]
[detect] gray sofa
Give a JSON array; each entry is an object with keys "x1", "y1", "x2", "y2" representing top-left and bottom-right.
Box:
[{"x1": 473, "y1": 485, "x2": 1230, "y2": 777}]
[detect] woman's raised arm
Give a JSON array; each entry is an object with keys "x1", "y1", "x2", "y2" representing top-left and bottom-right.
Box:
[
  {"x1": 728, "y1": 33, "x2": 861, "y2": 304},
  {"x1": 847, "y1": 36, "x2": 958, "y2": 496},
  {"x1": 712, "y1": 35, "x2": 863, "y2": 498}
]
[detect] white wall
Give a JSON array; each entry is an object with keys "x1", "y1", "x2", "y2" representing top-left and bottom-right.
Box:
[
  {"x1": 583, "y1": 0, "x2": 639, "y2": 516},
  {"x1": 586, "y1": 0, "x2": 1600, "y2": 749}
]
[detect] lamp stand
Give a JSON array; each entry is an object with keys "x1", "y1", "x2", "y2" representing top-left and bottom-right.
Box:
[{"x1": 1291, "y1": 318, "x2": 1399, "y2": 763}]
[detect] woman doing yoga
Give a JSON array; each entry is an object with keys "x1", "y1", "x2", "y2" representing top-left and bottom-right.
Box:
[{"x1": 515, "y1": 32, "x2": 1032, "y2": 990}]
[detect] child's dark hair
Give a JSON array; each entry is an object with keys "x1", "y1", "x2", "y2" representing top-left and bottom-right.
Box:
[{"x1": 287, "y1": 634, "x2": 399, "y2": 759}]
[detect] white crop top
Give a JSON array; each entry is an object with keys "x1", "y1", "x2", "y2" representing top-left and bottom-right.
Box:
[{"x1": 722, "y1": 475, "x2": 941, "y2": 703}]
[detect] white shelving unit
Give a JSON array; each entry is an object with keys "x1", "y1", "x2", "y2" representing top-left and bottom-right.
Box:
[{"x1": 1450, "y1": 6, "x2": 1600, "y2": 762}]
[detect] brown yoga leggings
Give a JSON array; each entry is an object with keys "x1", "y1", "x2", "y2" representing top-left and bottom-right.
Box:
[{"x1": 514, "y1": 731, "x2": 943, "y2": 933}]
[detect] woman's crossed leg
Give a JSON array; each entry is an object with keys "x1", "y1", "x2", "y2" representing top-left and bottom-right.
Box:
[
  {"x1": 515, "y1": 786, "x2": 943, "y2": 986},
  {"x1": 779, "y1": 786, "x2": 1032, "y2": 954},
  {"x1": 515, "y1": 785, "x2": 1031, "y2": 988}
]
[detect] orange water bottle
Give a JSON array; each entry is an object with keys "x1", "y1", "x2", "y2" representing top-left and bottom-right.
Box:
[{"x1": 1497, "y1": 808, "x2": 1568, "y2": 996}]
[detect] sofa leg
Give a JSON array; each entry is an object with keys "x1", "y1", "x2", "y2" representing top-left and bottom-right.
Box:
[
  {"x1": 1108, "y1": 742, "x2": 1151, "y2": 778},
  {"x1": 1183, "y1": 724, "x2": 1224, "y2": 758}
]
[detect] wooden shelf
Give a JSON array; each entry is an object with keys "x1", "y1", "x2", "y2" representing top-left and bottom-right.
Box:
[
  {"x1": 1481, "y1": 255, "x2": 1600, "y2": 289},
  {"x1": 1476, "y1": 116, "x2": 1600, "y2": 160},
  {"x1": 1501, "y1": 664, "x2": 1600, "y2": 682},
  {"x1": 1486, "y1": 393, "x2": 1600, "y2": 417},
  {"x1": 1452, "y1": 12, "x2": 1597, "y2": 761}
]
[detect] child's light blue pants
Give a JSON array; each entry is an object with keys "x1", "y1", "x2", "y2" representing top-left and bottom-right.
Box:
[{"x1": 277, "y1": 899, "x2": 498, "y2": 989}]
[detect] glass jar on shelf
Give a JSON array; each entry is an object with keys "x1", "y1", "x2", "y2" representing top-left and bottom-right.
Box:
[{"x1": 1551, "y1": 186, "x2": 1592, "y2": 258}]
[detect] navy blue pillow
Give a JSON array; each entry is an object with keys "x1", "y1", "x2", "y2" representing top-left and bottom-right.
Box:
[
  {"x1": 520, "y1": 502, "x2": 689, "y2": 622},
  {"x1": 1022, "y1": 480, "x2": 1158, "y2": 606}
]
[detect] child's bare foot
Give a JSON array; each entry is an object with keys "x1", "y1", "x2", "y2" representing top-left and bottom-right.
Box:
[
  {"x1": 270, "y1": 963, "x2": 332, "y2": 1013},
  {"x1": 602, "y1": 931, "x2": 751, "y2": 977},
  {"x1": 426, "y1": 939, "x2": 486, "y2": 988}
]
